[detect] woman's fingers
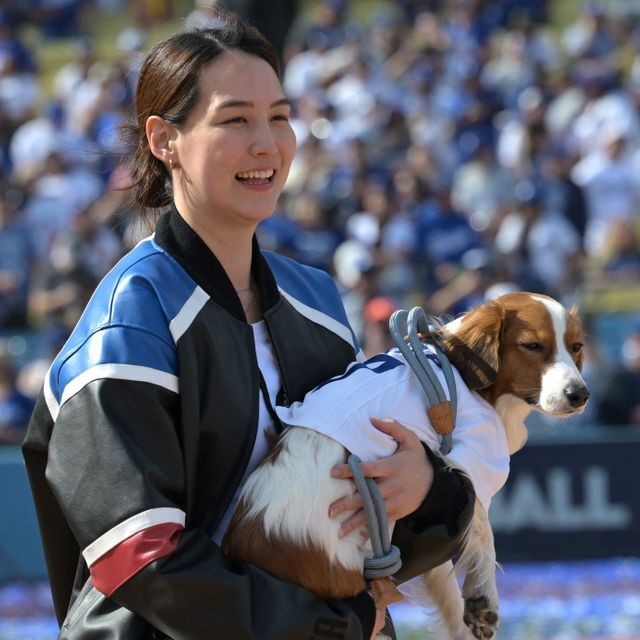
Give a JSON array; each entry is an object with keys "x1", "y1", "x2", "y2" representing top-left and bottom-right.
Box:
[
  {"x1": 329, "y1": 417, "x2": 434, "y2": 536},
  {"x1": 369, "y1": 416, "x2": 421, "y2": 447},
  {"x1": 334, "y1": 494, "x2": 406, "y2": 538},
  {"x1": 336, "y1": 510, "x2": 368, "y2": 538},
  {"x1": 329, "y1": 492, "x2": 362, "y2": 517}
]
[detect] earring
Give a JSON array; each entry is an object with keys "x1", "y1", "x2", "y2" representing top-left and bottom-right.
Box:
[{"x1": 169, "y1": 158, "x2": 174, "y2": 170}]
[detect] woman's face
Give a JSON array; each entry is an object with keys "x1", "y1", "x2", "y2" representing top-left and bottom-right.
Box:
[{"x1": 172, "y1": 50, "x2": 296, "y2": 230}]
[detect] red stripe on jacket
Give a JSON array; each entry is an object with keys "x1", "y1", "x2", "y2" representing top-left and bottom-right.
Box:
[{"x1": 89, "y1": 522, "x2": 183, "y2": 596}]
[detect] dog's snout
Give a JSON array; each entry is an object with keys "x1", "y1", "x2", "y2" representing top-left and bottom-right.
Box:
[{"x1": 564, "y1": 383, "x2": 589, "y2": 408}]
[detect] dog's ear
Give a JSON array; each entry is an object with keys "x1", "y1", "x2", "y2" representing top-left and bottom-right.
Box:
[{"x1": 438, "y1": 301, "x2": 505, "y2": 390}]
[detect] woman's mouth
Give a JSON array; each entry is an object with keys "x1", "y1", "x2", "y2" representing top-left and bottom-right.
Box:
[{"x1": 235, "y1": 169, "x2": 275, "y2": 186}]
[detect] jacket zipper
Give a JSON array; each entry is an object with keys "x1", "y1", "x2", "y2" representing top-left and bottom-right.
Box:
[{"x1": 263, "y1": 317, "x2": 291, "y2": 408}]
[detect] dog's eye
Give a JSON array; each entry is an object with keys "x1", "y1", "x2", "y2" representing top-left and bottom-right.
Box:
[
  {"x1": 572, "y1": 342, "x2": 584, "y2": 353},
  {"x1": 522, "y1": 342, "x2": 544, "y2": 352}
]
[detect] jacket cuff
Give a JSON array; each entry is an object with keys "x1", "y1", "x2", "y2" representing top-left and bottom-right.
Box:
[
  {"x1": 404, "y1": 443, "x2": 474, "y2": 534},
  {"x1": 342, "y1": 591, "x2": 376, "y2": 639}
]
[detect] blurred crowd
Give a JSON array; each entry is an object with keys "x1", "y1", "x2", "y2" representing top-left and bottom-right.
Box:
[{"x1": 1, "y1": 0, "x2": 640, "y2": 443}]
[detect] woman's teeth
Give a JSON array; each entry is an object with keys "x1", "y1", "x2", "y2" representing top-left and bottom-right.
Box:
[{"x1": 236, "y1": 170, "x2": 274, "y2": 180}]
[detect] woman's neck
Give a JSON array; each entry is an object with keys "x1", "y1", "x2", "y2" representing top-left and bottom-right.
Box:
[{"x1": 180, "y1": 211, "x2": 255, "y2": 292}]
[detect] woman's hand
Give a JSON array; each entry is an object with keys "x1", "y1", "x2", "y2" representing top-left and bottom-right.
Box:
[{"x1": 329, "y1": 417, "x2": 434, "y2": 538}]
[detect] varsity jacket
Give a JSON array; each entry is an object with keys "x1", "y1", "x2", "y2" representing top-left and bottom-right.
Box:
[{"x1": 23, "y1": 207, "x2": 474, "y2": 640}]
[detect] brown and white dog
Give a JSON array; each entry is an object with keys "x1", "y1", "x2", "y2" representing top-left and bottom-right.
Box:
[{"x1": 223, "y1": 292, "x2": 589, "y2": 639}]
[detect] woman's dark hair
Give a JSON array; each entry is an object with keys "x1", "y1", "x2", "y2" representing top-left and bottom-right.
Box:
[{"x1": 120, "y1": 10, "x2": 279, "y2": 214}]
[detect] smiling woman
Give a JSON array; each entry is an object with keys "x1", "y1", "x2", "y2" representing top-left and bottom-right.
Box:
[
  {"x1": 145, "y1": 50, "x2": 297, "y2": 268},
  {"x1": 22, "y1": 8, "x2": 475, "y2": 640}
]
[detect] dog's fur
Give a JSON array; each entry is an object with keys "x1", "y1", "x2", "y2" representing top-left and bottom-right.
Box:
[{"x1": 223, "y1": 292, "x2": 588, "y2": 639}]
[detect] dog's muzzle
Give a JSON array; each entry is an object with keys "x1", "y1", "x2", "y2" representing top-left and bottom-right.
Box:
[{"x1": 563, "y1": 383, "x2": 589, "y2": 408}]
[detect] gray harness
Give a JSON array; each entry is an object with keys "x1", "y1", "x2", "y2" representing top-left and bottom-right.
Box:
[
  {"x1": 347, "y1": 306, "x2": 458, "y2": 586},
  {"x1": 389, "y1": 306, "x2": 458, "y2": 456}
]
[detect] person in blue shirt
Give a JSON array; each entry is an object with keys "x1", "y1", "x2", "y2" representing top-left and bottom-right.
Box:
[
  {"x1": 0, "y1": 349, "x2": 34, "y2": 444},
  {"x1": 415, "y1": 183, "x2": 484, "y2": 295}
]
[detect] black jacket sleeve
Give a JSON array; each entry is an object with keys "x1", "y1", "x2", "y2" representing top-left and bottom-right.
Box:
[{"x1": 42, "y1": 378, "x2": 372, "y2": 640}]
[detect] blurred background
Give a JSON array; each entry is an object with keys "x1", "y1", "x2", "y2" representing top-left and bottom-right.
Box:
[{"x1": 0, "y1": 0, "x2": 639, "y2": 638}]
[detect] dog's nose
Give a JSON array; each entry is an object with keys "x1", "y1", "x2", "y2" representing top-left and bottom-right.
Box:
[{"x1": 564, "y1": 383, "x2": 590, "y2": 408}]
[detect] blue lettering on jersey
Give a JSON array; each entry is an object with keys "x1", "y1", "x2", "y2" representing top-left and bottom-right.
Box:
[
  {"x1": 387, "y1": 346, "x2": 441, "y2": 369},
  {"x1": 313, "y1": 353, "x2": 404, "y2": 392}
]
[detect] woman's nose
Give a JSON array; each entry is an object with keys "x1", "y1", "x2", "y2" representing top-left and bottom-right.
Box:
[{"x1": 250, "y1": 121, "x2": 278, "y2": 156}]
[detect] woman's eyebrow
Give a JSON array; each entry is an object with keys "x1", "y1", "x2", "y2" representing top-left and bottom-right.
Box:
[{"x1": 217, "y1": 98, "x2": 292, "y2": 110}]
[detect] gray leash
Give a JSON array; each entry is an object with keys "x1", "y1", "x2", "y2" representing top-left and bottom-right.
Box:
[
  {"x1": 343, "y1": 306, "x2": 456, "y2": 584},
  {"x1": 347, "y1": 455, "x2": 402, "y2": 580},
  {"x1": 389, "y1": 306, "x2": 457, "y2": 455}
]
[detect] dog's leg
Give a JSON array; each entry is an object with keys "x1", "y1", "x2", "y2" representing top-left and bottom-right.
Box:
[
  {"x1": 409, "y1": 562, "x2": 472, "y2": 640},
  {"x1": 459, "y1": 501, "x2": 499, "y2": 638}
]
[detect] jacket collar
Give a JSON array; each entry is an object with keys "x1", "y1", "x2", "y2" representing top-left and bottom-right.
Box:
[{"x1": 154, "y1": 205, "x2": 281, "y2": 322}]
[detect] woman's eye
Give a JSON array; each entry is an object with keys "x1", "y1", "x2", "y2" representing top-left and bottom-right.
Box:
[{"x1": 223, "y1": 117, "x2": 247, "y2": 124}]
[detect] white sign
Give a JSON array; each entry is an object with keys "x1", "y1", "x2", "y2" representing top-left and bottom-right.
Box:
[{"x1": 490, "y1": 466, "x2": 633, "y2": 533}]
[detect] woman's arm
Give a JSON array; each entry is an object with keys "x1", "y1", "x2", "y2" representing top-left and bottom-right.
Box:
[
  {"x1": 27, "y1": 373, "x2": 375, "y2": 640},
  {"x1": 329, "y1": 418, "x2": 475, "y2": 582}
]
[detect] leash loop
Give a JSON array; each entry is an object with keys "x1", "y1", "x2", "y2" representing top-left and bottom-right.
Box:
[
  {"x1": 389, "y1": 307, "x2": 457, "y2": 455},
  {"x1": 347, "y1": 455, "x2": 402, "y2": 580}
]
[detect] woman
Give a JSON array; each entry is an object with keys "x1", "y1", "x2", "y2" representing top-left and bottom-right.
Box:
[{"x1": 23, "y1": 13, "x2": 474, "y2": 640}]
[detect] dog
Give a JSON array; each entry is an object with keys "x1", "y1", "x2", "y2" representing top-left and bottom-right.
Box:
[{"x1": 223, "y1": 292, "x2": 589, "y2": 639}]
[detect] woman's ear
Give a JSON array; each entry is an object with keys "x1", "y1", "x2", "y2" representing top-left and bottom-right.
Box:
[
  {"x1": 145, "y1": 115, "x2": 175, "y2": 164},
  {"x1": 438, "y1": 301, "x2": 504, "y2": 390}
]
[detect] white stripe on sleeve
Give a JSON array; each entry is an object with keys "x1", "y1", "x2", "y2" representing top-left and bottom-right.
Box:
[
  {"x1": 83, "y1": 507, "x2": 186, "y2": 566},
  {"x1": 56, "y1": 364, "x2": 179, "y2": 419}
]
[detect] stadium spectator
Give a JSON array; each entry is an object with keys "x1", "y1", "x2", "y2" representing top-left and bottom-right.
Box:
[
  {"x1": 346, "y1": 177, "x2": 417, "y2": 299},
  {"x1": 425, "y1": 245, "x2": 497, "y2": 316},
  {"x1": 561, "y1": 3, "x2": 617, "y2": 60},
  {"x1": 0, "y1": 184, "x2": 34, "y2": 328},
  {"x1": 21, "y1": 150, "x2": 104, "y2": 258},
  {"x1": 539, "y1": 145, "x2": 589, "y2": 250},
  {"x1": 598, "y1": 325, "x2": 640, "y2": 426},
  {"x1": 361, "y1": 295, "x2": 399, "y2": 357},
  {"x1": 572, "y1": 123, "x2": 640, "y2": 256},
  {"x1": 0, "y1": 11, "x2": 35, "y2": 76},
  {"x1": 0, "y1": 346, "x2": 34, "y2": 444},
  {"x1": 494, "y1": 179, "x2": 582, "y2": 300},
  {"x1": 570, "y1": 61, "x2": 640, "y2": 157},
  {"x1": 592, "y1": 219, "x2": 640, "y2": 285},
  {"x1": 133, "y1": 0, "x2": 174, "y2": 26},
  {"x1": 31, "y1": 0, "x2": 86, "y2": 40},
  {"x1": 451, "y1": 140, "x2": 515, "y2": 236},
  {"x1": 414, "y1": 182, "x2": 484, "y2": 296},
  {"x1": 8, "y1": 100, "x2": 96, "y2": 184},
  {"x1": 495, "y1": 84, "x2": 546, "y2": 176},
  {"x1": 286, "y1": 190, "x2": 343, "y2": 271},
  {"x1": 27, "y1": 224, "x2": 98, "y2": 331},
  {"x1": 0, "y1": 50, "x2": 40, "y2": 126}
]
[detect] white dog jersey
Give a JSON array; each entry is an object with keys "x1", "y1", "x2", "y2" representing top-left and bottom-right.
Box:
[{"x1": 275, "y1": 345, "x2": 510, "y2": 511}]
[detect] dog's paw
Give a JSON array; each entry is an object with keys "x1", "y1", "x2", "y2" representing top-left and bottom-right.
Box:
[{"x1": 463, "y1": 596, "x2": 499, "y2": 639}]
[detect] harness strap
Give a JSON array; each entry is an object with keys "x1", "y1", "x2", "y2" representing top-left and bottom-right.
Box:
[
  {"x1": 389, "y1": 307, "x2": 457, "y2": 455},
  {"x1": 347, "y1": 455, "x2": 402, "y2": 579}
]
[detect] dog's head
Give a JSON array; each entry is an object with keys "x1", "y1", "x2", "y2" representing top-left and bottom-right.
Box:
[{"x1": 438, "y1": 292, "x2": 589, "y2": 417}]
